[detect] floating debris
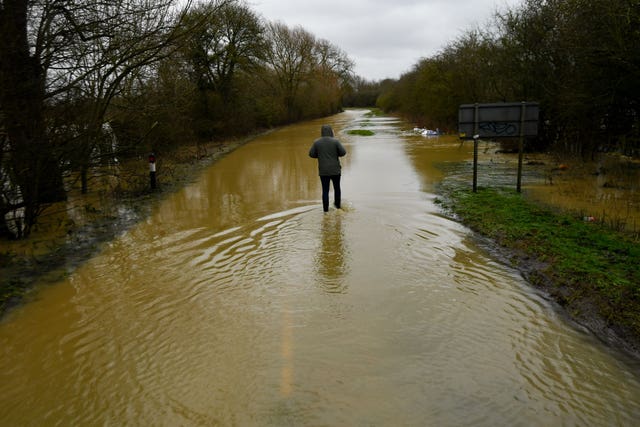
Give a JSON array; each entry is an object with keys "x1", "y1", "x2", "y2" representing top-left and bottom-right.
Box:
[{"x1": 413, "y1": 127, "x2": 441, "y2": 137}]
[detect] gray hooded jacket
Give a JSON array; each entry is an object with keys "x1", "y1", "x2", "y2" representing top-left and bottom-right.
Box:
[{"x1": 309, "y1": 125, "x2": 347, "y2": 176}]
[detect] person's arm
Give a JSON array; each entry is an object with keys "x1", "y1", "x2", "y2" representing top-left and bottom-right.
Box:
[
  {"x1": 337, "y1": 141, "x2": 346, "y2": 157},
  {"x1": 309, "y1": 142, "x2": 318, "y2": 158}
]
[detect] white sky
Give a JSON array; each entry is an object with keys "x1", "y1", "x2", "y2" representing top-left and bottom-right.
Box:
[{"x1": 250, "y1": 0, "x2": 522, "y2": 81}]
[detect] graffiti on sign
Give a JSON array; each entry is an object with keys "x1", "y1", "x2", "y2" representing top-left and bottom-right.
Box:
[
  {"x1": 458, "y1": 102, "x2": 539, "y2": 139},
  {"x1": 478, "y1": 122, "x2": 518, "y2": 137}
]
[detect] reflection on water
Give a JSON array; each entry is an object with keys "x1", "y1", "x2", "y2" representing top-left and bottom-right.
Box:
[
  {"x1": 525, "y1": 160, "x2": 640, "y2": 233},
  {"x1": 315, "y1": 212, "x2": 348, "y2": 293},
  {"x1": 1, "y1": 110, "x2": 640, "y2": 426}
]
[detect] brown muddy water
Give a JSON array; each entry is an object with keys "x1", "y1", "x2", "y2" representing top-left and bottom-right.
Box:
[{"x1": 2, "y1": 110, "x2": 640, "y2": 426}]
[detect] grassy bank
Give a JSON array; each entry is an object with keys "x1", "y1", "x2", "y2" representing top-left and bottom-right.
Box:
[{"x1": 439, "y1": 186, "x2": 640, "y2": 353}]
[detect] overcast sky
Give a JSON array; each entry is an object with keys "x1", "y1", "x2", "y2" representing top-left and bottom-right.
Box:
[{"x1": 250, "y1": 0, "x2": 522, "y2": 81}]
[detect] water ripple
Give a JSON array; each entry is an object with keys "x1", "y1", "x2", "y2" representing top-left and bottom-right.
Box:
[{"x1": 3, "y1": 110, "x2": 640, "y2": 426}]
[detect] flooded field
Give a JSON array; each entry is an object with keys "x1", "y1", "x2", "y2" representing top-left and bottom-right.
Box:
[
  {"x1": 2, "y1": 110, "x2": 640, "y2": 425},
  {"x1": 455, "y1": 138, "x2": 640, "y2": 234}
]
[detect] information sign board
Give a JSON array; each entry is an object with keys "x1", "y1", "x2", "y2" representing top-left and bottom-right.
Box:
[{"x1": 458, "y1": 102, "x2": 539, "y2": 139}]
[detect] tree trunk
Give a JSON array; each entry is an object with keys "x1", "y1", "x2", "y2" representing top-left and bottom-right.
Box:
[
  {"x1": 0, "y1": 0, "x2": 66, "y2": 237},
  {"x1": 81, "y1": 165, "x2": 89, "y2": 195}
]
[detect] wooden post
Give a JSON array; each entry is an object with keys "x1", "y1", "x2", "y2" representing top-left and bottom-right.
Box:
[
  {"x1": 149, "y1": 153, "x2": 157, "y2": 190},
  {"x1": 516, "y1": 102, "x2": 526, "y2": 193}
]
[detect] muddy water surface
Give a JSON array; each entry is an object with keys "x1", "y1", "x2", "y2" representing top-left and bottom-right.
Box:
[{"x1": 2, "y1": 110, "x2": 640, "y2": 425}]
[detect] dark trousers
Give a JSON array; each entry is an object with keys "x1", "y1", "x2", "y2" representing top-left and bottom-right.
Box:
[{"x1": 320, "y1": 175, "x2": 341, "y2": 212}]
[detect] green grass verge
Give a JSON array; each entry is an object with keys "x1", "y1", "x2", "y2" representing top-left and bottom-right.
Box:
[
  {"x1": 347, "y1": 129, "x2": 375, "y2": 136},
  {"x1": 439, "y1": 186, "x2": 640, "y2": 336}
]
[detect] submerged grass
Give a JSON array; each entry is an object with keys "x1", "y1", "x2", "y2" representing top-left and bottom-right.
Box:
[
  {"x1": 364, "y1": 108, "x2": 384, "y2": 117},
  {"x1": 347, "y1": 129, "x2": 375, "y2": 136},
  {"x1": 439, "y1": 186, "x2": 640, "y2": 344}
]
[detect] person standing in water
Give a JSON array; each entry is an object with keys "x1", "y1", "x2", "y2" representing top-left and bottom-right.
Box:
[{"x1": 309, "y1": 124, "x2": 347, "y2": 212}]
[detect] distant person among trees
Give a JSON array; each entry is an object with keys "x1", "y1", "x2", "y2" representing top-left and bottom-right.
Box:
[{"x1": 309, "y1": 125, "x2": 347, "y2": 212}]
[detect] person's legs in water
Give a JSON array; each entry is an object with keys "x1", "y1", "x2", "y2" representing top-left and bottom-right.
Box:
[
  {"x1": 320, "y1": 175, "x2": 331, "y2": 212},
  {"x1": 331, "y1": 175, "x2": 341, "y2": 209}
]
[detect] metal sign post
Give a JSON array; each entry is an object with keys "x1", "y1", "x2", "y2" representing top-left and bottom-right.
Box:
[
  {"x1": 473, "y1": 104, "x2": 479, "y2": 193},
  {"x1": 517, "y1": 102, "x2": 526, "y2": 192},
  {"x1": 459, "y1": 102, "x2": 539, "y2": 192}
]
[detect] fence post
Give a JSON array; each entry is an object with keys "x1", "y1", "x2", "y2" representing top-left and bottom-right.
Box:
[
  {"x1": 516, "y1": 102, "x2": 526, "y2": 192},
  {"x1": 149, "y1": 153, "x2": 157, "y2": 190},
  {"x1": 473, "y1": 103, "x2": 479, "y2": 193}
]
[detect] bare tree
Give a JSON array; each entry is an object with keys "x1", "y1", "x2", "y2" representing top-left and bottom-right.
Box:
[
  {"x1": 313, "y1": 38, "x2": 354, "y2": 84},
  {"x1": 38, "y1": 0, "x2": 208, "y2": 194},
  {"x1": 0, "y1": 0, "x2": 227, "y2": 236},
  {"x1": 264, "y1": 22, "x2": 316, "y2": 122},
  {"x1": 0, "y1": 0, "x2": 58, "y2": 237},
  {"x1": 181, "y1": 0, "x2": 266, "y2": 136},
  {"x1": 184, "y1": 0, "x2": 266, "y2": 104},
  {"x1": 307, "y1": 38, "x2": 354, "y2": 116}
]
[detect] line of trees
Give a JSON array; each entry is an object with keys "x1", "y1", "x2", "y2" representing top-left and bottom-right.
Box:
[
  {"x1": 0, "y1": 0, "x2": 354, "y2": 238},
  {"x1": 374, "y1": 0, "x2": 639, "y2": 157}
]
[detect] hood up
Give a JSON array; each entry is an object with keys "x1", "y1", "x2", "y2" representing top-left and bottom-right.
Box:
[{"x1": 321, "y1": 125, "x2": 334, "y2": 137}]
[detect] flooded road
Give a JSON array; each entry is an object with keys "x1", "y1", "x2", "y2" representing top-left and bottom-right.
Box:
[{"x1": 2, "y1": 110, "x2": 640, "y2": 425}]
